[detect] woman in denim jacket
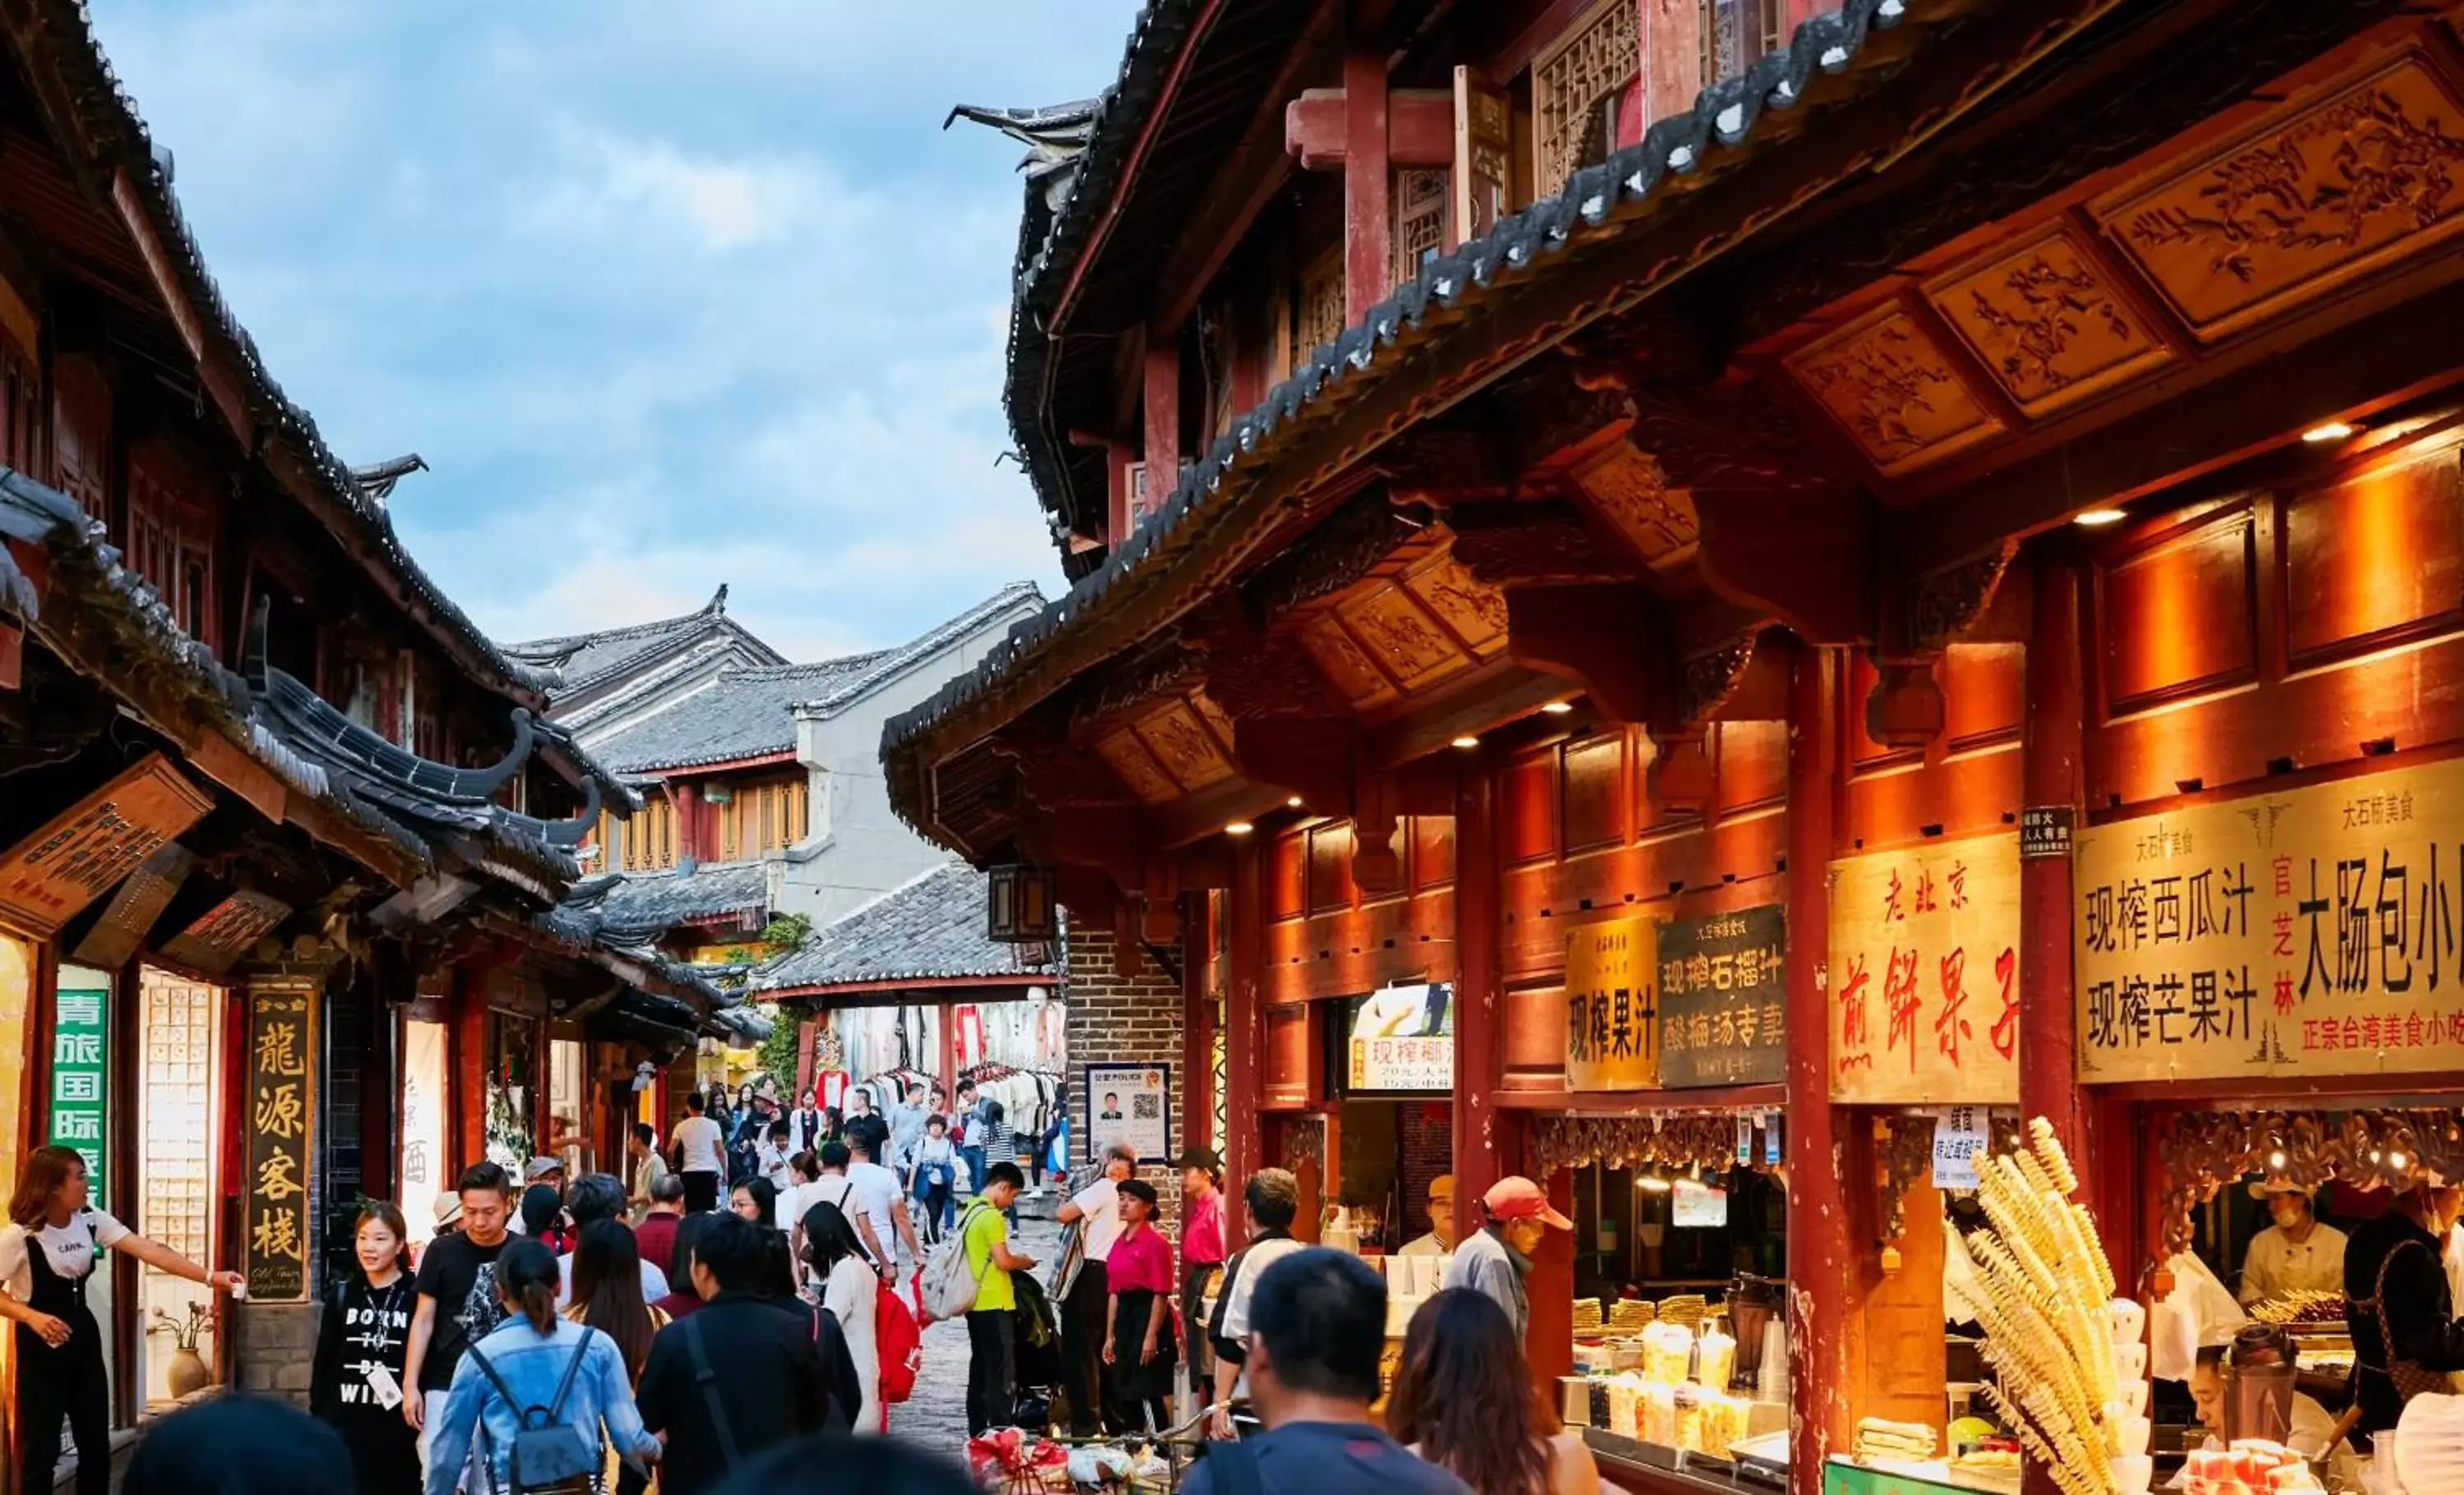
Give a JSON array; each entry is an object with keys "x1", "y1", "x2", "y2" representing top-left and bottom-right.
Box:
[{"x1": 424, "y1": 1237, "x2": 659, "y2": 1495}]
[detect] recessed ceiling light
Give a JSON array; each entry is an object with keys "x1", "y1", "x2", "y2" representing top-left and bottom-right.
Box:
[
  {"x1": 2302, "y1": 421, "x2": 2356, "y2": 444},
  {"x1": 1224, "y1": 821, "x2": 1254, "y2": 836},
  {"x1": 1450, "y1": 735, "x2": 1480, "y2": 749},
  {"x1": 1285, "y1": 796, "x2": 1303, "y2": 808},
  {"x1": 1541, "y1": 701, "x2": 1574, "y2": 715},
  {"x1": 2074, "y1": 508, "x2": 2127, "y2": 527}
]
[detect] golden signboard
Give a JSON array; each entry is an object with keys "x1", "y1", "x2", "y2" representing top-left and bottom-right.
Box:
[
  {"x1": 1830, "y1": 833, "x2": 2021, "y2": 1104},
  {"x1": 0, "y1": 754, "x2": 214, "y2": 937},
  {"x1": 1565, "y1": 915, "x2": 1659, "y2": 1090},
  {"x1": 243, "y1": 982, "x2": 317, "y2": 1302},
  {"x1": 2075, "y1": 758, "x2": 2464, "y2": 1083}
]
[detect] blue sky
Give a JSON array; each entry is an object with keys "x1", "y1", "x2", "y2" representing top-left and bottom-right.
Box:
[{"x1": 98, "y1": 1, "x2": 1143, "y2": 659}]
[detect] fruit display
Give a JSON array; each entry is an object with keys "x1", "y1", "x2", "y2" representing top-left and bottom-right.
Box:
[{"x1": 2180, "y1": 1440, "x2": 2323, "y2": 1495}]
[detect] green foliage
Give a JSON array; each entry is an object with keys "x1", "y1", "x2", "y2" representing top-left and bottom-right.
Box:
[
  {"x1": 754, "y1": 1006, "x2": 802, "y2": 1095},
  {"x1": 757, "y1": 913, "x2": 813, "y2": 950}
]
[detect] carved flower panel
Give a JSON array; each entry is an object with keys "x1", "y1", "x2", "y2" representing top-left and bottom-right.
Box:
[
  {"x1": 1400, "y1": 553, "x2": 1510, "y2": 660},
  {"x1": 1299, "y1": 614, "x2": 1400, "y2": 710},
  {"x1": 1339, "y1": 586, "x2": 1474, "y2": 694},
  {"x1": 2094, "y1": 50, "x2": 2464, "y2": 343},
  {"x1": 1132, "y1": 698, "x2": 1236, "y2": 793},
  {"x1": 1785, "y1": 306, "x2": 2005, "y2": 476},
  {"x1": 1188, "y1": 689, "x2": 1240, "y2": 750},
  {"x1": 1093, "y1": 729, "x2": 1179, "y2": 804},
  {"x1": 1927, "y1": 225, "x2": 2173, "y2": 416},
  {"x1": 1570, "y1": 440, "x2": 1699, "y2": 562}
]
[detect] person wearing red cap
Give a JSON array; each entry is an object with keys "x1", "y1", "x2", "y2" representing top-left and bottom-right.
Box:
[{"x1": 1441, "y1": 1176, "x2": 1570, "y2": 1346}]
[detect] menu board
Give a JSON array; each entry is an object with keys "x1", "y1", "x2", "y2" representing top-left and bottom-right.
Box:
[
  {"x1": 1565, "y1": 916, "x2": 1659, "y2": 1090},
  {"x1": 1829, "y1": 834, "x2": 2021, "y2": 1103},
  {"x1": 1348, "y1": 983, "x2": 1453, "y2": 1092},
  {"x1": 244, "y1": 982, "x2": 316, "y2": 1301},
  {"x1": 48, "y1": 979, "x2": 110, "y2": 1201},
  {"x1": 1657, "y1": 904, "x2": 1787, "y2": 1088},
  {"x1": 2075, "y1": 758, "x2": 2464, "y2": 1082}
]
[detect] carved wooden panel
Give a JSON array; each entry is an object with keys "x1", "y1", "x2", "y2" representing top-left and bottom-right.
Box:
[
  {"x1": 1298, "y1": 614, "x2": 1398, "y2": 711},
  {"x1": 2096, "y1": 48, "x2": 2464, "y2": 343},
  {"x1": 1570, "y1": 442, "x2": 1699, "y2": 564},
  {"x1": 1298, "y1": 245, "x2": 1345, "y2": 356},
  {"x1": 1533, "y1": 0, "x2": 1639, "y2": 194},
  {"x1": 1562, "y1": 734, "x2": 1627, "y2": 853},
  {"x1": 2096, "y1": 503, "x2": 2260, "y2": 716},
  {"x1": 1926, "y1": 223, "x2": 2174, "y2": 417},
  {"x1": 1398, "y1": 552, "x2": 1510, "y2": 659},
  {"x1": 2283, "y1": 444, "x2": 2464, "y2": 669},
  {"x1": 1308, "y1": 822, "x2": 1358, "y2": 916},
  {"x1": 1785, "y1": 304, "x2": 2006, "y2": 476},
  {"x1": 1503, "y1": 749, "x2": 1559, "y2": 864},
  {"x1": 1129, "y1": 697, "x2": 1236, "y2": 793},
  {"x1": 1093, "y1": 729, "x2": 1178, "y2": 804},
  {"x1": 1340, "y1": 586, "x2": 1475, "y2": 694},
  {"x1": 1269, "y1": 826, "x2": 1308, "y2": 920}
]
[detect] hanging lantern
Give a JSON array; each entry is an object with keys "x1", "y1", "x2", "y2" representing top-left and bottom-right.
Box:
[{"x1": 986, "y1": 863, "x2": 1059, "y2": 943}]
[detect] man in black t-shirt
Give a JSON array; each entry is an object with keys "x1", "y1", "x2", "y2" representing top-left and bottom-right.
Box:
[{"x1": 401, "y1": 1162, "x2": 514, "y2": 1476}]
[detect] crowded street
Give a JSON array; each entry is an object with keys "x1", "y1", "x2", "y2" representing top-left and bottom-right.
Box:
[{"x1": 12, "y1": 1, "x2": 2464, "y2": 1493}]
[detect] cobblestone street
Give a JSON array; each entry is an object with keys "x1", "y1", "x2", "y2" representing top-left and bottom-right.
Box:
[{"x1": 889, "y1": 1207, "x2": 1064, "y2": 1459}]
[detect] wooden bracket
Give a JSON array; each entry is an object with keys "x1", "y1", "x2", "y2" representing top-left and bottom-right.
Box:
[
  {"x1": 1285, "y1": 87, "x2": 1454, "y2": 170},
  {"x1": 1350, "y1": 772, "x2": 1403, "y2": 895},
  {"x1": 1693, "y1": 488, "x2": 1875, "y2": 646},
  {"x1": 1503, "y1": 582, "x2": 1671, "y2": 724},
  {"x1": 1229, "y1": 715, "x2": 1355, "y2": 805}
]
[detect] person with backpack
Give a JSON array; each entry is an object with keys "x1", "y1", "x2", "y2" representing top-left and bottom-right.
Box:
[
  {"x1": 792, "y1": 1143, "x2": 889, "y2": 1273},
  {"x1": 940, "y1": 1162, "x2": 1037, "y2": 1436},
  {"x1": 635, "y1": 1213, "x2": 854, "y2": 1495},
  {"x1": 421, "y1": 1236, "x2": 657, "y2": 1495},
  {"x1": 802, "y1": 1202, "x2": 881, "y2": 1433}
]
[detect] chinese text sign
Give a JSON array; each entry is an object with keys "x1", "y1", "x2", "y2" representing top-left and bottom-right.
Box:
[
  {"x1": 1349, "y1": 983, "x2": 1454, "y2": 1092},
  {"x1": 0, "y1": 754, "x2": 212, "y2": 936},
  {"x1": 1085, "y1": 1063, "x2": 1170, "y2": 1165},
  {"x1": 1830, "y1": 833, "x2": 2020, "y2": 1103},
  {"x1": 2075, "y1": 760, "x2": 2464, "y2": 1081},
  {"x1": 245, "y1": 984, "x2": 316, "y2": 1301},
  {"x1": 1658, "y1": 904, "x2": 1788, "y2": 1088},
  {"x1": 48, "y1": 981, "x2": 110, "y2": 1203},
  {"x1": 1565, "y1": 916, "x2": 1659, "y2": 1090}
]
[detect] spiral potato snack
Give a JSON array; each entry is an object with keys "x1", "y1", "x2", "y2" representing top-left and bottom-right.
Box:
[{"x1": 1961, "y1": 1120, "x2": 2124, "y2": 1495}]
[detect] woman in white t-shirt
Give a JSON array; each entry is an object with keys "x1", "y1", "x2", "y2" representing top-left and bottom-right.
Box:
[
  {"x1": 802, "y1": 1200, "x2": 882, "y2": 1433},
  {"x1": 2, "y1": 1146, "x2": 243, "y2": 1495}
]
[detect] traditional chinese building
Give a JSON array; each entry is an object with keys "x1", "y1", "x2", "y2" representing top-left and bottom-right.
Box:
[
  {"x1": 0, "y1": 8, "x2": 755, "y2": 1474},
  {"x1": 899, "y1": 0, "x2": 2464, "y2": 1488}
]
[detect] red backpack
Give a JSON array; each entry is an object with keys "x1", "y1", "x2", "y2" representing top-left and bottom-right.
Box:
[{"x1": 876, "y1": 1273, "x2": 922, "y2": 1409}]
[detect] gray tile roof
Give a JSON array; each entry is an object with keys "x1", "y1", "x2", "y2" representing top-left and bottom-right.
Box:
[
  {"x1": 505, "y1": 586, "x2": 787, "y2": 697},
  {"x1": 751, "y1": 862, "x2": 1046, "y2": 993},
  {"x1": 591, "y1": 582, "x2": 1044, "y2": 775},
  {"x1": 884, "y1": 0, "x2": 1930, "y2": 784},
  {"x1": 571, "y1": 862, "x2": 774, "y2": 941}
]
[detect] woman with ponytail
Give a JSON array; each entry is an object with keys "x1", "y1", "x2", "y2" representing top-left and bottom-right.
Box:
[{"x1": 422, "y1": 1236, "x2": 658, "y2": 1495}]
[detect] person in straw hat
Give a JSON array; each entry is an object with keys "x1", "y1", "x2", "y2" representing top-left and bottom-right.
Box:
[{"x1": 2237, "y1": 1171, "x2": 2346, "y2": 1307}]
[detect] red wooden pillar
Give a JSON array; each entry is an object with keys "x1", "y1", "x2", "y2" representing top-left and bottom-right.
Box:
[
  {"x1": 1224, "y1": 840, "x2": 1266, "y2": 1188},
  {"x1": 1451, "y1": 752, "x2": 1502, "y2": 1244},
  {"x1": 2020, "y1": 540, "x2": 2088, "y2": 1159},
  {"x1": 1182, "y1": 893, "x2": 1218, "y2": 1155},
  {"x1": 795, "y1": 1015, "x2": 818, "y2": 1100},
  {"x1": 1786, "y1": 640, "x2": 1853, "y2": 1495},
  {"x1": 453, "y1": 976, "x2": 487, "y2": 1171},
  {"x1": 1340, "y1": 46, "x2": 1390, "y2": 323}
]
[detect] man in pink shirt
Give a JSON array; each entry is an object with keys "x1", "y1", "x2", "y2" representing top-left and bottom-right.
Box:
[
  {"x1": 1177, "y1": 1147, "x2": 1227, "y2": 1405},
  {"x1": 1104, "y1": 1178, "x2": 1179, "y2": 1435}
]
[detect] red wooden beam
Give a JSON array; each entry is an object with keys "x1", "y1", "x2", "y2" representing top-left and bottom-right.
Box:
[
  {"x1": 1225, "y1": 837, "x2": 1267, "y2": 1186},
  {"x1": 1786, "y1": 640, "x2": 1852, "y2": 1495},
  {"x1": 2020, "y1": 539, "x2": 2088, "y2": 1161},
  {"x1": 1450, "y1": 752, "x2": 1504, "y2": 1244},
  {"x1": 1284, "y1": 88, "x2": 1454, "y2": 169},
  {"x1": 1183, "y1": 891, "x2": 1218, "y2": 1155}
]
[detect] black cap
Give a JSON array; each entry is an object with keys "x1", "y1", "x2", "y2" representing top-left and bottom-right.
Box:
[
  {"x1": 1119, "y1": 1178, "x2": 1160, "y2": 1210},
  {"x1": 1177, "y1": 1146, "x2": 1223, "y2": 1175}
]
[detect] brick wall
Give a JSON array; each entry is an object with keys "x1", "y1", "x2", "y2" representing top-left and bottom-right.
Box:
[
  {"x1": 232, "y1": 1303, "x2": 319, "y2": 1403},
  {"x1": 1062, "y1": 918, "x2": 1186, "y2": 1226}
]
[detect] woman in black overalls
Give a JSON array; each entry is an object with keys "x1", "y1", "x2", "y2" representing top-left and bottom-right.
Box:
[{"x1": 2, "y1": 1146, "x2": 240, "y2": 1495}]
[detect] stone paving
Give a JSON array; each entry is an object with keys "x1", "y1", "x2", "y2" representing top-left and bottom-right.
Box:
[{"x1": 888, "y1": 1204, "x2": 1065, "y2": 1460}]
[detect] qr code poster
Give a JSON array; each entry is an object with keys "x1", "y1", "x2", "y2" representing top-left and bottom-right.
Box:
[{"x1": 1085, "y1": 1063, "x2": 1170, "y2": 1165}]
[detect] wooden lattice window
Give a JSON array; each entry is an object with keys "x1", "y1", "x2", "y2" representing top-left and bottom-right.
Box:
[
  {"x1": 1296, "y1": 246, "x2": 1346, "y2": 356},
  {"x1": 127, "y1": 462, "x2": 218, "y2": 655},
  {"x1": 1391, "y1": 168, "x2": 1450, "y2": 291},
  {"x1": 1533, "y1": 0, "x2": 1640, "y2": 194},
  {"x1": 624, "y1": 793, "x2": 678, "y2": 872},
  {"x1": 1701, "y1": 0, "x2": 1786, "y2": 85}
]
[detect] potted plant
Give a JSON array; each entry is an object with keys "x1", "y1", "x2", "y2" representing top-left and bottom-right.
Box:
[{"x1": 149, "y1": 1301, "x2": 218, "y2": 1398}]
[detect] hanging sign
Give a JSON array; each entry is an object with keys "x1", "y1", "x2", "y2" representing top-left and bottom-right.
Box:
[
  {"x1": 47, "y1": 978, "x2": 111, "y2": 1202},
  {"x1": 399, "y1": 1019, "x2": 448, "y2": 1250},
  {"x1": 2020, "y1": 806, "x2": 2076, "y2": 861},
  {"x1": 1348, "y1": 983, "x2": 1453, "y2": 1092},
  {"x1": 2076, "y1": 758, "x2": 2464, "y2": 1083},
  {"x1": 1829, "y1": 833, "x2": 2021, "y2": 1103},
  {"x1": 1085, "y1": 1062, "x2": 1170, "y2": 1165},
  {"x1": 0, "y1": 753, "x2": 213, "y2": 936},
  {"x1": 1933, "y1": 1106, "x2": 1988, "y2": 1190},
  {"x1": 1565, "y1": 916, "x2": 1659, "y2": 1090},
  {"x1": 244, "y1": 981, "x2": 317, "y2": 1302},
  {"x1": 1657, "y1": 904, "x2": 1787, "y2": 1088}
]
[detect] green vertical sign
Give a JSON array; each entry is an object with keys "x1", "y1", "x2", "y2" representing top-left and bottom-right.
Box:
[{"x1": 48, "y1": 983, "x2": 109, "y2": 1205}]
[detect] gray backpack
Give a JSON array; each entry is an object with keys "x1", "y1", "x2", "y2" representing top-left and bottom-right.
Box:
[{"x1": 461, "y1": 1327, "x2": 604, "y2": 1495}]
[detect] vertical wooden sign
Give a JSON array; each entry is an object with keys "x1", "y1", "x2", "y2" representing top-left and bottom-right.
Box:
[
  {"x1": 1565, "y1": 915, "x2": 1659, "y2": 1090},
  {"x1": 243, "y1": 982, "x2": 317, "y2": 1302},
  {"x1": 1451, "y1": 67, "x2": 1511, "y2": 249}
]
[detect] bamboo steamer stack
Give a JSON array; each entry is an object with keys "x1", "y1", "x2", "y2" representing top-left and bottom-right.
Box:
[{"x1": 1964, "y1": 1117, "x2": 2144, "y2": 1495}]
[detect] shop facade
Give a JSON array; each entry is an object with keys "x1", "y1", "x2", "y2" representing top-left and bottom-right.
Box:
[{"x1": 890, "y1": 0, "x2": 2464, "y2": 1489}]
